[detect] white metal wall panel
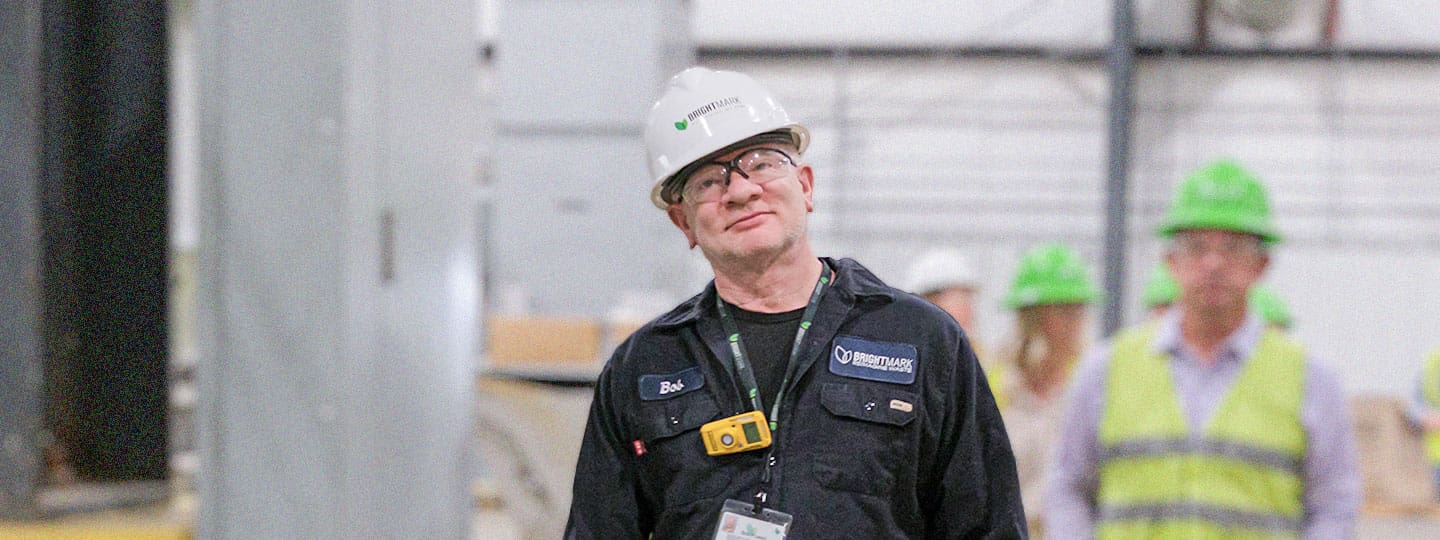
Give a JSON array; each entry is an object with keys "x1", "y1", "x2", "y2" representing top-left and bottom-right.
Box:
[
  {"x1": 489, "y1": 1, "x2": 693, "y2": 320},
  {"x1": 692, "y1": 1, "x2": 1111, "y2": 48},
  {"x1": 695, "y1": 1, "x2": 1440, "y2": 51},
  {"x1": 1339, "y1": 0, "x2": 1440, "y2": 49}
]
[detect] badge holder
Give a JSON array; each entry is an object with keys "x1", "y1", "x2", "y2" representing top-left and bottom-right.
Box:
[{"x1": 712, "y1": 498, "x2": 792, "y2": 540}]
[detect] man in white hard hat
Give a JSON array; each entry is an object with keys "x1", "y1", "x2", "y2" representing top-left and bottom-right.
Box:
[{"x1": 565, "y1": 67, "x2": 1026, "y2": 539}]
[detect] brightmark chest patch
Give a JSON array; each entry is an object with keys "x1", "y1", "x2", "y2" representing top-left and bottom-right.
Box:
[
  {"x1": 829, "y1": 336, "x2": 918, "y2": 385},
  {"x1": 639, "y1": 367, "x2": 705, "y2": 401}
]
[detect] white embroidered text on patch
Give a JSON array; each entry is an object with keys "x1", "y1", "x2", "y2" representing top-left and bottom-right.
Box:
[{"x1": 829, "y1": 336, "x2": 918, "y2": 384}]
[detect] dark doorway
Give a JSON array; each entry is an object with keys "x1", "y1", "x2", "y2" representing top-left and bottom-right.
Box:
[{"x1": 39, "y1": 1, "x2": 169, "y2": 490}]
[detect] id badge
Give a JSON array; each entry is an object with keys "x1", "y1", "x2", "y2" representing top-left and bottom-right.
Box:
[{"x1": 712, "y1": 498, "x2": 792, "y2": 540}]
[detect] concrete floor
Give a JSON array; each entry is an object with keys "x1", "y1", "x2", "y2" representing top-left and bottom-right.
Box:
[
  {"x1": 474, "y1": 376, "x2": 592, "y2": 540},
  {"x1": 7, "y1": 376, "x2": 1440, "y2": 538}
]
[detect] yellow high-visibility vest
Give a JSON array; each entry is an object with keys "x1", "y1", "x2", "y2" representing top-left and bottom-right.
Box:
[
  {"x1": 1421, "y1": 349, "x2": 1440, "y2": 464},
  {"x1": 986, "y1": 357, "x2": 1009, "y2": 411},
  {"x1": 1097, "y1": 325, "x2": 1306, "y2": 540}
]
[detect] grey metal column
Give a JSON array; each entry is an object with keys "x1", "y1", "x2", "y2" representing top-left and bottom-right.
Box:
[
  {"x1": 1102, "y1": 0, "x2": 1137, "y2": 337},
  {"x1": 191, "y1": 2, "x2": 480, "y2": 538},
  {"x1": 0, "y1": 0, "x2": 44, "y2": 518}
]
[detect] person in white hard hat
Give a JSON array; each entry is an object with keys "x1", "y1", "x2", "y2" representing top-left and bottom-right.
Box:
[
  {"x1": 565, "y1": 67, "x2": 1026, "y2": 539},
  {"x1": 904, "y1": 247, "x2": 981, "y2": 332},
  {"x1": 904, "y1": 247, "x2": 991, "y2": 379}
]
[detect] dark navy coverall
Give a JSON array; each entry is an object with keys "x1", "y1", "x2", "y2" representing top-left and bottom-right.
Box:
[{"x1": 564, "y1": 258, "x2": 1027, "y2": 539}]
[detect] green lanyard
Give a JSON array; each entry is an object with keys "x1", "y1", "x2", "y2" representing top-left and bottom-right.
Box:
[{"x1": 715, "y1": 261, "x2": 833, "y2": 431}]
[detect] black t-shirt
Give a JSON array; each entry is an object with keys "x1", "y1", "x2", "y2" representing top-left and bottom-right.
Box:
[{"x1": 726, "y1": 302, "x2": 804, "y2": 409}]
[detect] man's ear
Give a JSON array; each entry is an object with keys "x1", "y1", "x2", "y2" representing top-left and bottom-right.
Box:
[
  {"x1": 1254, "y1": 249, "x2": 1271, "y2": 276},
  {"x1": 666, "y1": 204, "x2": 698, "y2": 249},
  {"x1": 797, "y1": 165, "x2": 815, "y2": 212}
]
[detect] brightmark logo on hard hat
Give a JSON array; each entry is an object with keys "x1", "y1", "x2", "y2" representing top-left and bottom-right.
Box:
[{"x1": 676, "y1": 96, "x2": 742, "y2": 131}]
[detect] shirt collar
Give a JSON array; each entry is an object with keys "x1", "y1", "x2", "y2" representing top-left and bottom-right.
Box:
[{"x1": 1152, "y1": 308, "x2": 1266, "y2": 365}]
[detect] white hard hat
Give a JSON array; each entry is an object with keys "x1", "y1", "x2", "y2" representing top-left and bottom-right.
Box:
[
  {"x1": 645, "y1": 67, "x2": 809, "y2": 209},
  {"x1": 904, "y1": 248, "x2": 979, "y2": 295}
]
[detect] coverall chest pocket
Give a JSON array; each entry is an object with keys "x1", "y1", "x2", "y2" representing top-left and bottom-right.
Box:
[
  {"x1": 819, "y1": 382, "x2": 918, "y2": 428},
  {"x1": 811, "y1": 382, "x2": 920, "y2": 496},
  {"x1": 633, "y1": 393, "x2": 729, "y2": 506}
]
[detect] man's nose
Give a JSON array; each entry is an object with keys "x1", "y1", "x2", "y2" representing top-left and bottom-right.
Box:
[
  {"x1": 721, "y1": 171, "x2": 763, "y2": 203},
  {"x1": 1196, "y1": 248, "x2": 1230, "y2": 269}
]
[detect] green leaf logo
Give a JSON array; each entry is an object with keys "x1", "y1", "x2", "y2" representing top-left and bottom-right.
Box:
[{"x1": 674, "y1": 119, "x2": 688, "y2": 131}]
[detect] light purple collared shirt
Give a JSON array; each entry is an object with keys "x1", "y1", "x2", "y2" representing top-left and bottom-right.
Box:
[
  {"x1": 1046, "y1": 311, "x2": 1361, "y2": 539},
  {"x1": 1408, "y1": 355, "x2": 1440, "y2": 428}
]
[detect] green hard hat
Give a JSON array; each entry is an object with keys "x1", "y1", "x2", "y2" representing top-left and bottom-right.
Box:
[
  {"x1": 1004, "y1": 243, "x2": 1100, "y2": 309},
  {"x1": 1142, "y1": 264, "x2": 1179, "y2": 308},
  {"x1": 1157, "y1": 159, "x2": 1280, "y2": 243},
  {"x1": 1249, "y1": 286, "x2": 1292, "y2": 329}
]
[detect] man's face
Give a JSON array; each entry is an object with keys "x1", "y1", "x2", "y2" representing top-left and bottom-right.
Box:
[
  {"x1": 665, "y1": 144, "x2": 814, "y2": 265},
  {"x1": 1165, "y1": 229, "x2": 1268, "y2": 317},
  {"x1": 926, "y1": 286, "x2": 977, "y2": 329},
  {"x1": 1033, "y1": 303, "x2": 1086, "y2": 342}
]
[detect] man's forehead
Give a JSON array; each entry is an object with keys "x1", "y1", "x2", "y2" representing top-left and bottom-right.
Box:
[
  {"x1": 1175, "y1": 229, "x2": 1261, "y2": 242},
  {"x1": 701, "y1": 142, "x2": 798, "y2": 163}
]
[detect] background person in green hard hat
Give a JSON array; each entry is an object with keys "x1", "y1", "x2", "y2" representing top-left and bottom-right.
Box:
[
  {"x1": 1048, "y1": 159, "x2": 1360, "y2": 538},
  {"x1": 1249, "y1": 285, "x2": 1293, "y2": 331},
  {"x1": 994, "y1": 243, "x2": 1099, "y2": 538},
  {"x1": 1142, "y1": 263, "x2": 1180, "y2": 320}
]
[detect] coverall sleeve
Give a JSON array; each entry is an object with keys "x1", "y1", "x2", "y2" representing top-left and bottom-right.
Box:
[
  {"x1": 564, "y1": 360, "x2": 650, "y2": 539},
  {"x1": 924, "y1": 335, "x2": 1029, "y2": 539}
]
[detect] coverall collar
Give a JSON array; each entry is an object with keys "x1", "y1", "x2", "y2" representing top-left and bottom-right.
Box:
[{"x1": 652, "y1": 257, "x2": 896, "y2": 329}]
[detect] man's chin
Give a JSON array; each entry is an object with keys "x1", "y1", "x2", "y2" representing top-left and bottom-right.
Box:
[
  {"x1": 1189, "y1": 299, "x2": 1246, "y2": 315},
  {"x1": 697, "y1": 240, "x2": 785, "y2": 266}
]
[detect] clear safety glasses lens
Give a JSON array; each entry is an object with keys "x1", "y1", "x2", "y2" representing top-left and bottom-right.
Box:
[{"x1": 682, "y1": 148, "x2": 795, "y2": 204}]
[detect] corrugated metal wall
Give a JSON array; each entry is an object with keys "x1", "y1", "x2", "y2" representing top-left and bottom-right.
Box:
[
  {"x1": 688, "y1": 54, "x2": 1440, "y2": 396},
  {"x1": 478, "y1": 1, "x2": 1440, "y2": 395}
]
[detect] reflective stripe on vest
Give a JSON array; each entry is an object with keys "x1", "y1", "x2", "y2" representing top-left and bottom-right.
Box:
[
  {"x1": 1422, "y1": 350, "x2": 1440, "y2": 463},
  {"x1": 1097, "y1": 325, "x2": 1306, "y2": 539}
]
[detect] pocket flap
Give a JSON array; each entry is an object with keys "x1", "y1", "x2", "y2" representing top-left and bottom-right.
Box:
[
  {"x1": 636, "y1": 396, "x2": 721, "y2": 441},
  {"x1": 820, "y1": 383, "x2": 917, "y2": 427}
]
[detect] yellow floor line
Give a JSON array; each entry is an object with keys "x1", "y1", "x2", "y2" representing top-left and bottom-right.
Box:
[{"x1": 0, "y1": 522, "x2": 190, "y2": 540}]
